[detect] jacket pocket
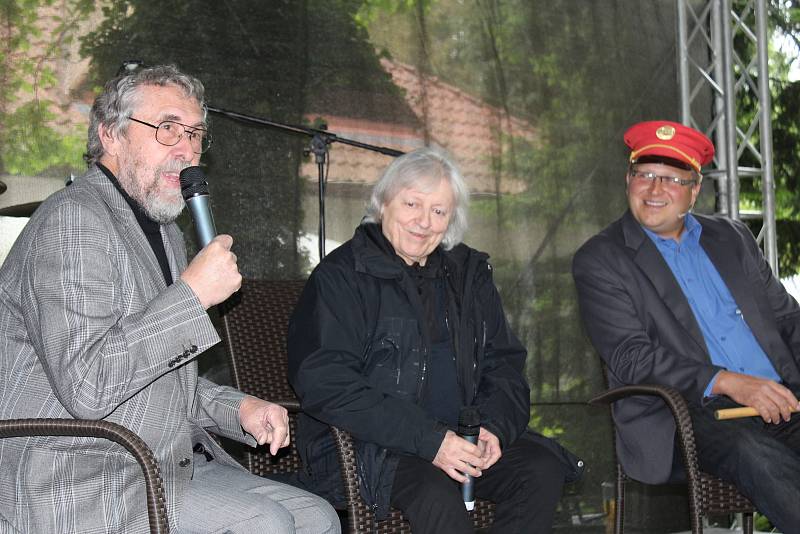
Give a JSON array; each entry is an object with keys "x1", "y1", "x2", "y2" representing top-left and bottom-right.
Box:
[
  {"x1": 365, "y1": 317, "x2": 422, "y2": 401},
  {"x1": 355, "y1": 441, "x2": 387, "y2": 508}
]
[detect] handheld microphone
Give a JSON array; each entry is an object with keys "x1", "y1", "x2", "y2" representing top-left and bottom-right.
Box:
[
  {"x1": 458, "y1": 407, "x2": 481, "y2": 511},
  {"x1": 179, "y1": 166, "x2": 217, "y2": 248}
]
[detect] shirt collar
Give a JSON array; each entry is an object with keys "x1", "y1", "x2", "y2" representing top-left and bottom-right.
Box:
[{"x1": 642, "y1": 213, "x2": 702, "y2": 248}]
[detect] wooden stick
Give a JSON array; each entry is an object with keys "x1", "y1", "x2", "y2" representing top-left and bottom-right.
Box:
[{"x1": 715, "y1": 406, "x2": 799, "y2": 420}]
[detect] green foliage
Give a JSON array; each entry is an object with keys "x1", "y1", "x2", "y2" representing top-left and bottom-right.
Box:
[
  {"x1": 355, "y1": 0, "x2": 427, "y2": 28},
  {"x1": 735, "y1": 0, "x2": 800, "y2": 274},
  {"x1": 1, "y1": 101, "x2": 84, "y2": 175},
  {"x1": 528, "y1": 411, "x2": 564, "y2": 439},
  {"x1": 754, "y1": 512, "x2": 775, "y2": 531},
  {"x1": 0, "y1": 0, "x2": 94, "y2": 176}
]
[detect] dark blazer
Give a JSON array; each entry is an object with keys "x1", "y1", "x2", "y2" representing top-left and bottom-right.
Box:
[{"x1": 573, "y1": 210, "x2": 800, "y2": 483}]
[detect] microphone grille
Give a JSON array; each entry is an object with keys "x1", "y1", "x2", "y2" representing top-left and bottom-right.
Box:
[
  {"x1": 179, "y1": 166, "x2": 209, "y2": 199},
  {"x1": 458, "y1": 407, "x2": 481, "y2": 429}
]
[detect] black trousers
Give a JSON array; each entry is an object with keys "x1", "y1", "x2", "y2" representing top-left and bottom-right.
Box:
[
  {"x1": 690, "y1": 394, "x2": 800, "y2": 534},
  {"x1": 390, "y1": 433, "x2": 567, "y2": 534}
]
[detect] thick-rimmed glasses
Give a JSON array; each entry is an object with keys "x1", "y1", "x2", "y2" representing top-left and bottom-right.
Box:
[
  {"x1": 628, "y1": 169, "x2": 698, "y2": 188},
  {"x1": 128, "y1": 117, "x2": 212, "y2": 154}
]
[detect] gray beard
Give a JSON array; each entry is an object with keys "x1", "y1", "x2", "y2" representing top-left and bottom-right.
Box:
[
  {"x1": 141, "y1": 186, "x2": 185, "y2": 223},
  {"x1": 120, "y1": 162, "x2": 187, "y2": 223}
]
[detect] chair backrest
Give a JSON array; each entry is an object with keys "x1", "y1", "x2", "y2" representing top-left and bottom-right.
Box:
[{"x1": 219, "y1": 278, "x2": 307, "y2": 476}]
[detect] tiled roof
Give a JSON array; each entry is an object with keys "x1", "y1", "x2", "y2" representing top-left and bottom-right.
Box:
[{"x1": 301, "y1": 58, "x2": 537, "y2": 194}]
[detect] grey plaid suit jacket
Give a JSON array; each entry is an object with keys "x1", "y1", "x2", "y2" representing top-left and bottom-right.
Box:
[{"x1": 0, "y1": 165, "x2": 256, "y2": 533}]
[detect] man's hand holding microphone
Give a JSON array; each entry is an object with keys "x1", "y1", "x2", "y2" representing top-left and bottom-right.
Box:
[
  {"x1": 180, "y1": 234, "x2": 241, "y2": 309},
  {"x1": 178, "y1": 165, "x2": 242, "y2": 309},
  {"x1": 177, "y1": 166, "x2": 288, "y2": 453}
]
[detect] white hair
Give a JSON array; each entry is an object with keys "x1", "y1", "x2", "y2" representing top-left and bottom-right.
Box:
[{"x1": 364, "y1": 147, "x2": 469, "y2": 249}]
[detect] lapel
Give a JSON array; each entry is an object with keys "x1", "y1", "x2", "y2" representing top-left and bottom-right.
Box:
[
  {"x1": 698, "y1": 216, "x2": 771, "y2": 351},
  {"x1": 160, "y1": 215, "x2": 198, "y2": 412},
  {"x1": 84, "y1": 167, "x2": 167, "y2": 292},
  {"x1": 621, "y1": 211, "x2": 709, "y2": 356},
  {"x1": 161, "y1": 223, "x2": 188, "y2": 279},
  {"x1": 86, "y1": 166, "x2": 199, "y2": 414}
]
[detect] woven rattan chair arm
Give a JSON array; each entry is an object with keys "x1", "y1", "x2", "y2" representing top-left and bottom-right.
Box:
[
  {"x1": 0, "y1": 418, "x2": 169, "y2": 534},
  {"x1": 329, "y1": 426, "x2": 371, "y2": 530},
  {"x1": 590, "y1": 385, "x2": 701, "y2": 499}
]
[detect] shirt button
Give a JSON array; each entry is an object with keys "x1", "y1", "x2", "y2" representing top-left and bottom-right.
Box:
[
  {"x1": 179, "y1": 457, "x2": 191, "y2": 467},
  {"x1": 720, "y1": 336, "x2": 726, "y2": 341}
]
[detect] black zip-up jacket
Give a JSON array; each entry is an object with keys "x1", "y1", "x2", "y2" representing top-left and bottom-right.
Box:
[{"x1": 288, "y1": 223, "x2": 531, "y2": 518}]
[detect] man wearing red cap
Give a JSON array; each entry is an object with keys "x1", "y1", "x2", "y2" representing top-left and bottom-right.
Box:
[{"x1": 573, "y1": 120, "x2": 800, "y2": 531}]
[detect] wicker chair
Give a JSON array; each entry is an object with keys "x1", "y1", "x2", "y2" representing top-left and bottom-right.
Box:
[
  {"x1": 590, "y1": 384, "x2": 755, "y2": 534},
  {"x1": 219, "y1": 278, "x2": 496, "y2": 533},
  {"x1": 0, "y1": 418, "x2": 169, "y2": 534}
]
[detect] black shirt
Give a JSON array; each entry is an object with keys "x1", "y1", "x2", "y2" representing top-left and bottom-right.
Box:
[
  {"x1": 404, "y1": 251, "x2": 461, "y2": 427},
  {"x1": 371, "y1": 227, "x2": 462, "y2": 426}
]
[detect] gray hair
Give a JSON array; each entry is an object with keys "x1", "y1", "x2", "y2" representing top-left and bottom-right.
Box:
[
  {"x1": 85, "y1": 64, "x2": 206, "y2": 165},
  {"x1": 364, "y1": 147, "x2": 469, "y2": 250}
]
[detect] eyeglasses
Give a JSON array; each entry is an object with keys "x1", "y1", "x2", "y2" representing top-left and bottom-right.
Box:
[
  {"x1": 628, "y1": 169, "x2": 698, "y2": 188},
  {"x1": 128, "y1": 117, "x2": 212, "y2": 154}
]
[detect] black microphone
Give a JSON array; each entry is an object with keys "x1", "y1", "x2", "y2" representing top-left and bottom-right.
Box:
[
  {"x1": 179, "y1": 166, "x2": 216, "y2": 248},
  {"x1": 458, "y1": 407, "x2": 481, "y2": 511}
]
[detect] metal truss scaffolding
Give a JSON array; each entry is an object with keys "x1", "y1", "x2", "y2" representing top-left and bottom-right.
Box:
[{"x1": 676, "y1": 0, "x2": 778, "y2": 275}]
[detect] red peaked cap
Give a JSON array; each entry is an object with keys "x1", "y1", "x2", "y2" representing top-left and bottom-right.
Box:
[{"x1": 624, "y1": 120, "x2": 715, "y2": 173}]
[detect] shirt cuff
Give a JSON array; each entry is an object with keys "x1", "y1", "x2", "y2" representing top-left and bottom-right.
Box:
[{"x1": 703, "y1": 370, "x2": 722, "y2": 400}]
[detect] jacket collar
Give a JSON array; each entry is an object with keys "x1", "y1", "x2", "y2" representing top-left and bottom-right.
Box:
[
  {"x1": 96, "y1": 162, "x2": 162, "y2": 237},
  {"x1": 80, "y1": 165, "x2": 175, "y2": 290},
  {"x1": 351, "y1": 222, "x2": 489, "y2": 286},
  {"x1": 352, "y1": 222, "x2": 407, "y2": 279},
  {"x1": 620, "y1": 210, "x2": 708, "y2": 355}
]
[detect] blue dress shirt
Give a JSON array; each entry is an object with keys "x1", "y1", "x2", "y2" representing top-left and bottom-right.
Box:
[{"x1": 644, "y1": 214, "x2": 781, "y2": 398}]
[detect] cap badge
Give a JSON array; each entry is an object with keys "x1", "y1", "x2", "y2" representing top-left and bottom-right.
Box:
[{"x1": 655, "y1": 125, "x2": 676, "y2": 140}]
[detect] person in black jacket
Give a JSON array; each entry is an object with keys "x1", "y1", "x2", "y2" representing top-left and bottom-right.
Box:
[{"x1": 288, "y1": 148, "x2": 582, "y2": 534}]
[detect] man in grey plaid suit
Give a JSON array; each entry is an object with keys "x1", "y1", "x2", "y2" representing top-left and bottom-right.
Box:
[{"x1": 0, "y1": 65, "x2": 340, "y2": 534}]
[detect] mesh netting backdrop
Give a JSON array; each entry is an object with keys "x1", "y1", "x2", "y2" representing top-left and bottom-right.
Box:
[{"x1": 1, "y1": 1, "x2": 717, "y2": 529}]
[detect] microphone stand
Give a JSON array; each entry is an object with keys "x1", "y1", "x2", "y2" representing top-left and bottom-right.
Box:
[{"x1": 207, "y1": 105, "x2": 404, "y2": 260}]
